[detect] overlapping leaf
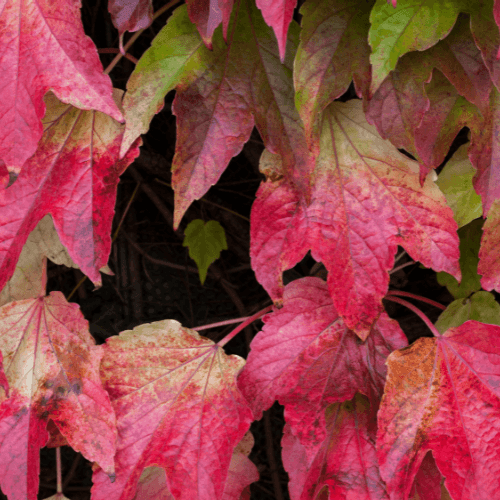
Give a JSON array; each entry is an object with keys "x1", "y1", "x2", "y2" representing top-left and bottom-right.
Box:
[
  {"x1": 0, "y1": 0, "x2": 123, "y2": 171},
  {"x1": 368, "y1": 0, "x2": 471, "y2": 95},
  {"x1": 294, "y1": 0, "x2": 373, "y2": 151},
  {"x1": 237, "y1": 277, "x2": 407, "y2": 450},
  {"x1": 250, "y1": 100, "x2": 460, "y2": 336},
  {"x1": 377, "y1": 320, "x2": 500, "y2": 499},
  {"x1": 121, "y1": 0, "x2": 314, "y2": 229},
  {"x1": 0, "y1": 292, "x2": 117, "y2": 500},
  {"x1": 91, "y1": 320, "x2": 253, "y2": 500},
  {"x1": 0, "y1": 91, "x2": 140, "y2": 292}
]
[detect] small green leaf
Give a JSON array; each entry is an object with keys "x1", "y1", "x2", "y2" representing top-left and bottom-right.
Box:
[
  {"x1": 183, "y1": 219, "x2": 227, "y2": 285},
  {"x1": 436, "y1": 218, "x2": 483, "y2": 299},
  {"x1": 435, "y1": 291, "x2": 500, "y2": 333}
]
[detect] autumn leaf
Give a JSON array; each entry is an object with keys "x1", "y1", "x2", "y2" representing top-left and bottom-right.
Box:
[
  {"x1": 238, "y1": 277, "x2": 407, "y2": 449},
  {"x1": 377, "y1": 320, "x2": 500, "y2": 499},
  {"x1": 0, "y1": 0, "x2": 123, "y2": 171},
  {"x1": 0, "y1": 91, "x2": 140, "y2": 293},
  {"x1": 121, "y1": 0, "x2": 314, "y2": 229},
  {"x1": 251, "y1": 100, "x2": 460, "y2": 336},
  {"x1": 91, "y1": 319, "x2": 253, "y2": 500},
  {"x1": 0, "y1": 292, "x2": 117, "y2": 500}
]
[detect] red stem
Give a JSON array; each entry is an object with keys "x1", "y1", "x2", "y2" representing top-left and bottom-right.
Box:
[
  {"x1": 194, "y1": 316, "x2": 251, "y2": 331},
  {"x1": 384, "y1": 296, "x2": 442, "y2": 337},
  {"x1": 386, "y1": 290, "x2": 446, "y2": 310},
  {"x1": 217, "y1": 306, "x2": 273, "y2": 347}
]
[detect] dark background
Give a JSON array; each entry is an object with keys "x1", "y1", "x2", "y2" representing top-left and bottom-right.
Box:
[{"x1": 0, "y1": 0, "x2": 480, "y2": 498}]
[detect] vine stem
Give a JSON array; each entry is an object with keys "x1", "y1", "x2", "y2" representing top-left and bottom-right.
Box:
[
  {"x1": 217, "y1": 306, "x2": 273, "y2": 347},
  {"x1": 386, "y1": 290, "x2": 446, "y2": 310},
  {"x1": 384, "y1": 295, "x2": 442, "y2": 337}
]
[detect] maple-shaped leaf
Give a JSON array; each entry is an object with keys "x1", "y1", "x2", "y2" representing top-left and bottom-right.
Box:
[
  {"x1": 377, "y1": 320, "x2": 500, "y2": 499},
  {"x1": 435, "y1": 291, "x2": 500, "y2": 333},
  {"x1": 0, "y1": 292, "x2": 117, "y2": 500},
  {"x1": 436, "y1": 218, "x2": 483, "y2": 300},
  {"x1": 237, "y1": 277, "x2": 407, "y2": 450},
  {"x1": 183, "y1": 219, "x2": 228, "y2": 285},
  {"x1": 120, "y1": 1, "x2": 314, "y2": 228},
  {"x1": 0, "y1": 91, "x2": 141, "y2": 295},
  {"x1": 282, "y1": 395, "x2": 390, "y2": 500},
  {"x1": 435, "y1": 144, "x2": 482, "y2": 228},
  {"x1": 91, "y1": 319, "x2": 253, "y2": 500},
  {"x1": 0, "y1": 0, "x2": 123, "y2": 171},
  {"x1": 368, "y1": 0, "x2": 470, "y2": 95},
  {"x1": 250, "y1": 100, "x2": 460, "y2": 336},
  {"x1": 294, "y1": 0, "x2": 373, "y2": 151}
]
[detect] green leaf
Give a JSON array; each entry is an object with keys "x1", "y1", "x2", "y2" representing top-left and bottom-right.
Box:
[
  {"x1": 436, "y1": 218, "x2": 483, "y2": 299},
  {"x1": 436, "y1": 143, "x2": 482, "y2": 228},
  {"x1": 435, "y1": 291, "x2": 500, "y2": 333},
  {"x1": 183, "y1": 219, "x2": 228, "y2": 285}
]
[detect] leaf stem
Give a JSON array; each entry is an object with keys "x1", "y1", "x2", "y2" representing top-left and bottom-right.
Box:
[
  {"x1": 217, "y1": 305, "x2": 273, "y2": 347},
  {"x1": 103, "y1": 0, "x2": 181, "y2": 75},
  {"x1": 389, "y1": 261, "x2": 415, "y2": 274},
  {"x1": 384, "y1": 295, "x2": 442, "y2": 337},
  {"x1": 386, "y1": 290, "x2": 446, "y2": 310},
  {"x1": 194, "y1": 316, "x2": 252, "y2": 331}
]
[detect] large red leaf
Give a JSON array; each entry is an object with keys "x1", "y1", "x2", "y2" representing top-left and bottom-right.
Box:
[
  {"x1": 91, "y1": 319, "x2": 253, "y2": 500},
  {"x1": 377, "y1": 320, "x2": 500, "y2": 499},
  {"x1": 0, "y1": 91, "x2": 140, "y2": 293},
  {"x1": 0, "y1": 0, "x2": 123, "y2": 171},
  {"x1": 250, "y1": 100, "x2": 460, "y2": 336},
  {"x1": 0, "y1": 292, "x2": 117, "y2": 500},
  {"x1": 237, "y1": 277, "x2": 407, "y2": 451}
]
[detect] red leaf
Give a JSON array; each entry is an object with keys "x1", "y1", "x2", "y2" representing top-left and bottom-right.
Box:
[
  {"x1": 0, "y1": 0, "x2": 123, "y2": 170},
  {"x1": 251, "y1": 100, "x2": 460, "y2": 336},
  {"x1": 238, "y1": 277, "x2": 407, "y2": 449},
  {"x1": 92, "y1": 319, "x2": 253, "y2": 500},
  {"x1": 377, "y1": 320, "x2": 500, "y2": 499},
  {"x1": 0, "y1": 292, "x2": 117, "y2": 500},
  {"x1": 0, "y1": 91, "x2": 140, "y2": 292}
]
